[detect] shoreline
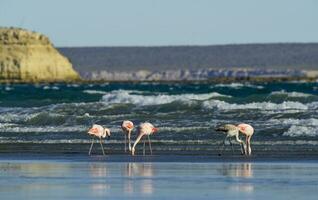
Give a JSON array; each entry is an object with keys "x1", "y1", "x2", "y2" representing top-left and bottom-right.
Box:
[
  {"x1": 0, "y1": 76, "x2": 317, "y2": 84},
  {"x1": 1, "y1": 153, "x2": 318, "y2": 163}
]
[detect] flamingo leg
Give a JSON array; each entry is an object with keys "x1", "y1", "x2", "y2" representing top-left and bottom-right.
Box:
[
  {"x1": 128, "y1": 131, "x2": 132, "y2": 152},
  {"x1": 148, "y1": 135, "x2": 152, "y2": 155},
  {"x1": 100, "y1": 138, "x2": 105, "y2": 155},
  {"x1": 143, "y1": 139, "x2": 146, "y2": 156},
  {"x1": 235, "y1": 134, "x2": 245, "y2": 155},
  {"x1": 240, "y1": 143, "x2": 245, "y2": 155},
  {"x1": 246, "y1": 136, "x2": 252, "y2": 156},
  {"x1": 125, "y1": 134, "x2": 127, "y2": 152},
  {"x1": 88, "y1": 138, "x2": 94, "y2": 155},
  {"x1": 218, "y1": 137, "x2": 227, "y2": 156},
  {"x1": 229, "y1": 139, "x2": 234, "y2": 155}
]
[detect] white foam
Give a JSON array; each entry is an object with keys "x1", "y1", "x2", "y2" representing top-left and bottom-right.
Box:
[
  {"x1": 270, "y1": 90, "x2": 313, "y2": 97},
  {"x1": 202, "y1": 100, "x2": 313, "y2": 111},
  {"x1": 268, "y1": 118, "x2": 318, "y2": 137},
  {"x1": 279, "y1": 118, "x2": 318, "y2": 126},
  {"x1": 43, "y1": 86, "x2": 60, "y2": 90},
  {"x1": 159, "y1": 126, "x2": 210, "y2": 132},
  {"x1": 5, "y1": 86, "x2": 14, "y2": 91},
  {"x1": 283, "y1": 125, "x2": 318, "y2": 137},
  {"x1": 213, "y1": 83, "x2": 264, "y2": 89},
  {"x1": 0, "y1": 125, "x2": 86, "y2": 133},
  {"x1": 66, "y1": 84, "x2": 80, "y2": 88},
  {"x1": 101, "y1": 90, "x2": 230, "y2": 106},
  {"x1": 83, "y1": 90, "x2": 107, "y2": 94}
]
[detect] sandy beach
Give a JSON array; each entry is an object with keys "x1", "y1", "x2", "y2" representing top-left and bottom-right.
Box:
[{"x1": 0, "y1": 155, "x2": 317, "y2": 200}]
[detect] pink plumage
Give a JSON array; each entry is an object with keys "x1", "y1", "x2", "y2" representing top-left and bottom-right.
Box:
[
  {"x1": 237, "y1": 123, "x2": 254, "y2": 136},
  {"x1": 88, "y1": 124, "x2": 110, "y2": 138},
  {"x1": 122, "y1": 120, "x2": 134, "y2": 131},
  {"x1": 237, "y1": 123, "x2": 254, "y2": 155},
  {"x1": 131, "y1": 122, "x2": 158, "y2": 156},
  {"x1": 121, "y1": 120, "x2": 135, "y2": 152}
]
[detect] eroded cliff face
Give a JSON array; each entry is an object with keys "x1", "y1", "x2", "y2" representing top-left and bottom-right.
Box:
[{"x1": 0, "y1": 27, "x2": 80, "y2": 82}]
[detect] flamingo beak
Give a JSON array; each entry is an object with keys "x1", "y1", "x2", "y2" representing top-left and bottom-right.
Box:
[
  {"x1": 127, "y1": 124, "x2": 134, "y2": 129},
  {"x1": 153, "y1": 127, "x2": 158, "y2": 133}
]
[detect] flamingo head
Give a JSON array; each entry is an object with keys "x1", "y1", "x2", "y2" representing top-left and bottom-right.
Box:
[
  {"x1": 215, "y1": 124, "x2": 237, "y2": 133},
  {"x1": 102, "y1": 128, "x2": 111, "y2": 138},
  {"x1": 152, "y1": 127, "x2": 159, "y2": 134},
  {"x1": 215, "y1": 125, "x2": 227, "y2": 132},
  {"x1": 126, "y1": 123, "x2": 134, "y2": 130}
]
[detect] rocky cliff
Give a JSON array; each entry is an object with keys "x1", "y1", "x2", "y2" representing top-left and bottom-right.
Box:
[{"x1": 0, "y1": 27, "x2": 80, "y2": 82}]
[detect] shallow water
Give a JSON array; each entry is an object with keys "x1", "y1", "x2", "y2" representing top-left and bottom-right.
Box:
[
  {"x1": 0, "y1": 158, "x2": 317, "y2": 199},
  {"x1": 0, "y1": 82, "x2": 318, "y2": 155}
]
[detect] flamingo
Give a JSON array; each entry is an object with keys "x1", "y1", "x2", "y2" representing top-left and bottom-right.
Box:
[
  {"x1": 215, "y1": 124, "x2": 245, "y2": 156},
  {"x1": 121, "y1": 120, "x2": 134, "y2": 152},
  {"x1": 87, "y1": 124, "x2": 111, "y2": 155},
  {"x1": 237, "y1": 123, "x2": 254, "y2": 155},
  {"x1": 131, "y1": 122, "x2": 158, "y2": 156}
]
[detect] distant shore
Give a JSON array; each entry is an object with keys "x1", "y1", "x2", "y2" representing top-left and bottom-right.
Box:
[{"x1": 0, "y1": 75, "x2": 317, "y2": 84}]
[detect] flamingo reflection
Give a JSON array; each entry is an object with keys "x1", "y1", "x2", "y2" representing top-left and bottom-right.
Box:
[
  {"x1": 219, "y1": 163, "x2": 254, "y2": 193},
  {"x1": 124, "y1": 163, "x2": 154, "y2": 195}
]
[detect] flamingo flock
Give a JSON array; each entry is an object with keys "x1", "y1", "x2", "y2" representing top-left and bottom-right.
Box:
[{"x1": 86, "y1": 116, "x2": 253, "y2": 156}]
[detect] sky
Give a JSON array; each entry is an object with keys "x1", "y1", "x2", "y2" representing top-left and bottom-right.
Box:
[{"x1": 0, "y1": 0, "x2": 317, "y2": 47}]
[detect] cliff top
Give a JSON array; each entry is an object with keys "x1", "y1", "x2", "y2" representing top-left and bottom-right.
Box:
[{"x1": 0, "y1": 27, "x2": 50, "y2": 45}]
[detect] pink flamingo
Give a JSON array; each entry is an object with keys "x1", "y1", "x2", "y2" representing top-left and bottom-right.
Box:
[
  {"x1": 215, "y1": 124, "x2": 245, "y2": 156},
  {"x1": 131, "y1": 122, "x2": 158, "y2": 156},
  {"x1": 237, "y1": 123, "x2": 254, "y2": 155},
  {"x1": 121, "y1": 120, "x2": 134, "y2": 152},
  {"x1": 87, "y1": 124, "x2": 111, "y2": 155}
]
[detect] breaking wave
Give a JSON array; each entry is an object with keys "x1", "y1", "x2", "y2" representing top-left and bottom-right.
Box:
[
  {"x1": 202, "y1": 100, "x2": 318, "y2": 111},
  {"x1": 283, "y1": 126, "x2": 318, "y2": 137},
  {"x1": 213, "y1": 83, "x2": 264, "y2": 89},
  {"x1": 101, "y1": 90, "x2": 230, "y2": 106},
  {"x1": 83, "y1": 90, "x2": 108, "y2": 94},
  {"x1": 270, "y1": 90, "x2": 314, "y2": 98}
]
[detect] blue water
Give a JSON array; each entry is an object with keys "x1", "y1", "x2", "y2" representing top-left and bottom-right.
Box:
[
  {"x1": 1, "y1": 159, "x2": 318, "y2": 200},
  {"x1": 0, "y1": 81, "x2": 318, "y2": 155}
]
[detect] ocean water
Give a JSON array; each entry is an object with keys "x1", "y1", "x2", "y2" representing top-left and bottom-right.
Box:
[
  {"x1": 0, "y1": 81, "x2": 318, "y2": 155},
  {"x1": 1, "y1": 159, "x2": 318, "y2": 200}
]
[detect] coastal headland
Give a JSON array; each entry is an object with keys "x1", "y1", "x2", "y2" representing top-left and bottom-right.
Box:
[{"x1": 1, "y1": 27, "x2": 318, "y2": 83}]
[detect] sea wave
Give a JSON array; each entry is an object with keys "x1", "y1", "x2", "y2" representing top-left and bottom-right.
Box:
[
  {"x1": 268, "y1": 118, "x2": 318, "y2": 137},
  {"x1": 202, "y1": 100, "x2": 318, "y2": 111},
  {"x1": 270, "y1": 90, "x2": 313, "y2": 98},
  {"x1": 0, "y1": 125, "x2": 86, "y2": 133},
  {"x1": 83, "y1": 90, "x2": 107, "y2": 94},
  {"x1": 276, "y1": 118, "x2": 318, "y2": 126},
  {"x1": 283, "y1": 125, "x2": 318, "y2": 137},
  {"x1": 43, "y1": 85, "x2": 60, "y2": 90},
  {"x1": 101, "y1": 90, "x2": 230, "y2": 106},
  {"x1": 213, "y1": 83, "x2": 264, "y2": 89}
]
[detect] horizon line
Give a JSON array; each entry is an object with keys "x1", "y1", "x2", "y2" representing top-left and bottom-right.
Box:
[{"x1": 56, "y1": 42, "x2": 318, "y2": 48}]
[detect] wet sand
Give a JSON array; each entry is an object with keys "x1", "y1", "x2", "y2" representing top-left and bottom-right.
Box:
[{"x1": 0, "y1": 155, "x2": 318, "y2": 199}]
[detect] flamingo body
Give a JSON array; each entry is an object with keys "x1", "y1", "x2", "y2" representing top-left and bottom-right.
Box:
[
  {"x1": 121, "y1": 120, "x2": 134, "y2": 152},
  {"x1": 237, "y1": 123, "x2": 254, "y2": 155},
  {"x1": 131, "y1": 122, "x2": 158, "y2": 156},
  {"x1": 139, "y1": 122, "x2": 157, "y2": 136},
  {"x1": 237, "y1": 123, "x2": 254, "y2": 136},
  {"x1": 88, "y1": 124, "x2": 110, "y2": 138},
  {"x1": 215, "y1": 124, "x2": 245, "y2": 155},
  {"x1": 87, "y1": 124, "x2": 111, "y2": 155}
]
